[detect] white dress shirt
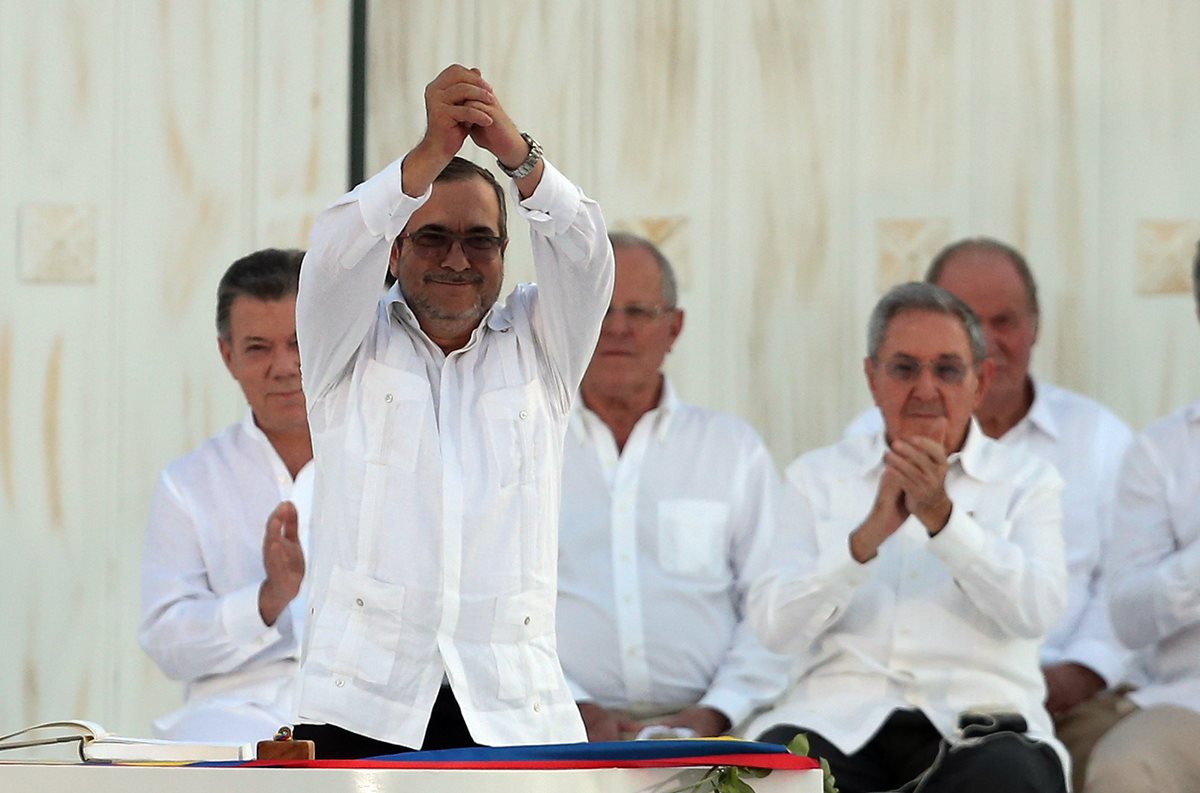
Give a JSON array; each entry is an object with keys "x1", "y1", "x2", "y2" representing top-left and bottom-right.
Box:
[
  {"x1": 845, "y1": 379, "x2": 1132, "y2": 685},
  {"x1": 1106, "y1": 400, "x2": 1200, "y2": 714},
  {"x1": 557, "y1": 381, "x2": 791, "y2": 729},
  {"x1": 139, "y1": 411, "x2": 313, "y2": 742},
  {"x1": 294, "y1": 157, "x2": 613, "y2": 748},
  {"x1": 746, "y1": 422, "x2": 1068, "y2": 770}
]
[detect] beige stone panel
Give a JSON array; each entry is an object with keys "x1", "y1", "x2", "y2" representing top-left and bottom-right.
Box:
[
  {"x1": 253, "y1": 1, "x2": 352, "y2": 248},
  {"x1": 843, "y1": 1, "x2": 974, "y2": 432},
  {"x1": 0, "y1": 0, "x2": 121, "y2": 734},
  {"x1": 967, "y1": 1, "x2": 1103, "y2": 402},
  {"x1": 586, "y1": 1, "x2": 719, "y2": 438},
  {"x1": 470, "y1": 0, "x2": 599, "y2": 291},
  {"x1": 1097, "y1": 0, "x2": 1200, "y2": 425},
  {"x1": 876, "y1": 218, "x2": 952, "y2": 292},
  {"x1": 713, "y1": 0, "x2": 850, "y2": 462},
  {"x1": 1135, "y1": 220, "x2": 1200, "y2": 296},
  {"x1": 365, "y1": 0, "x2": 474, "y2": 177}
]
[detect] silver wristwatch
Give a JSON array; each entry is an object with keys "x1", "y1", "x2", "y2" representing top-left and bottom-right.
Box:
[{"x1": 497, "y1": 133, "x2": 543, "y2": 179}]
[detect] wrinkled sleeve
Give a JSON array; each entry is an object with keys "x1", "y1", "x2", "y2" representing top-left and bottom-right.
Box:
[
  {"x1": 1107, "y1": 433, "x2": 1200, "y2": 649},
  {"x1": 928, "y1": 465, "x2": 1067, "y2": 640},
  {"x1": 297, "y1": 158, "x2": 430, "y2": 404},
  {"x1": 747, "y1": 461, "x2": 871, "y2": 656},
  {"x1": 138, "y1": 473, "x2": 290, "y2": 682},
  {"x1": 1046, "y1": 424, "x2": 1134, "y2": 685},
  {"x1": 518, "y1": 159, "x2": 614, "y2": 412},
  {"x1": 698, "y1": 435, "x2": 793, "y2": 727}
]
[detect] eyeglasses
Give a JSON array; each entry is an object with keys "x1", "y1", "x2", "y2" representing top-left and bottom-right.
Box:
[
  {"x1": 603, "y1": 303, "x2": 674, "y2": 325},
  {"x1": 880, "y1": 356, "x2": 973, "y2": 385},
  {"x1": 397, "y1": 229, "x2": 505, "y2": 263}
]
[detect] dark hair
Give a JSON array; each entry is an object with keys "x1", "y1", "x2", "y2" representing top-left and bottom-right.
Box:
[
  {"x1": 868, "y1": 281, "x2": 987, "y2": 363},
  {"x1": 925, "y1": 237, "x2": 1040, "y2": 318},
  {"x1": 608, "y1": 231, "x2": 679, "y2": 308},
  {"x1": 216, "y1": 248, "x2": 304, "y2": 340},
  {"x1": 386, "y1": 157, "x2": 508, "y2": 287}
]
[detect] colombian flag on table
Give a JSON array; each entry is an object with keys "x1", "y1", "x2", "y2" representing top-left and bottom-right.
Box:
[{"x1": 226, "y1": 739, "x2": 820, "y2": 771}]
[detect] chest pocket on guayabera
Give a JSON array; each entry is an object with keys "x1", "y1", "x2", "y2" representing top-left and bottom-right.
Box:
[
  {"x1": 480, "y1": 382, "x2": 542, "y2": 488},
  {"x1": 359, "y1": 359, "x2": 428, "y2": 471}
]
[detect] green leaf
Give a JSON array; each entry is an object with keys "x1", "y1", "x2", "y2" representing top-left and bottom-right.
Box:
[
  {"x1": 820, "y1": 756, "x2": 839, "y2": 793},
  {"x1": 787, "y1": 733, "x2": 811, "y2": 757}
]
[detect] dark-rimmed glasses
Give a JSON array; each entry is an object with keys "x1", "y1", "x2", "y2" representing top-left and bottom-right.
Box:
[
  {"x1": 879, "y1": 355, "x2": 972, "y2": 385},
  {"x1": 398, "y1": 230, "x2": 505, "y2": 263}
]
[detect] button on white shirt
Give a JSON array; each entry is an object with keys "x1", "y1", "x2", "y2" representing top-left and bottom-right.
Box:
[
  {"x1": 845, "y1": 379, "x2": 1132, "y2": 685},
  {"x1": 294, "y1": 157, "x2": 613, "y2": 748},
  {"x1": 747, "y1": 422, "x2": 1068, "y2": 769},
  {"x1": 139, "y1": 411, "x2": 313, "y2": 742},
  {"x1": 557, "y1": 382, "x2": 791, "y2": 728},
  {"x1": 1106, "y1": 401, "x2": 1200, "y2": 713}
]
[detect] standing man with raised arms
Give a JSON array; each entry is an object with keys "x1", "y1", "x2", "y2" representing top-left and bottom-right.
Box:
[{"x1": 291, "y1": 65, "x2": 614, "y2": 758}]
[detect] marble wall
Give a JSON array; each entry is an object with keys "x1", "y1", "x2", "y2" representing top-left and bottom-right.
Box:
[
  {"x1": 367, "y1": 0, "x2": 1200, "y2": 462},
  {"x1": 0, "y1": 0, "x2": 349, "y2": 736},
  {"x1": 1, "y1": 0, "x2": 1198, "y2": 738}
]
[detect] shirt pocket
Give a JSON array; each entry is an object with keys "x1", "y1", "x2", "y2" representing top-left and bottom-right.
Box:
[
  {"x1": 480, "y1": 382, "x2": 541, "y2": 487},
  {"x1": 310, "y1": 565, "x2": 407, "y2": 687},
  {"x1": 359, "y1": 359, "x2": 427, "y2": 470},
  {"x1": 657, "y1": 499, "x2": 731, "y2": 577},
  {"x1": 490, "y1": 590, "x2": 556, "y2": 702}
]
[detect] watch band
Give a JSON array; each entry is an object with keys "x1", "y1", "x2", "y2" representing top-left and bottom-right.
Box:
[{"x1": 497, "y1": 133, "x2": 543, "y2": 179}]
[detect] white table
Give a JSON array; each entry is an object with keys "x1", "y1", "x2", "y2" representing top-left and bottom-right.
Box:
[{"x1": 0, "y1": 762, "x2": 823, "y2": 792}]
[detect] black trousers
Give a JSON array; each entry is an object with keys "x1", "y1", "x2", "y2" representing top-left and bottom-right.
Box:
[
  {"x1": 292, "y1": 685, "x2": 482, "y2": 759},
  {"x1": 758, "y1": 709, "x2": 1066, "y2": 793}
]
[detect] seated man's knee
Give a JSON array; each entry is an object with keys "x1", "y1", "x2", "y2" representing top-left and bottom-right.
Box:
[{"x1": 933, "y1": 734, "x2": 1066, "y2": 793}]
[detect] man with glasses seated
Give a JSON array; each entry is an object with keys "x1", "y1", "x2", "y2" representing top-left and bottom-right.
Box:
[
  {"x1": 291, "y1": 65, "x2": 614, "y2": 757},
  {"x1": 845, "y1": 239, "x2": 1132, "y2": 789},
  {"x1": 555, "y1": 233, "x2": 790, "y2": 742},
  {"x1": 749, "y1": 282, "x2": 1069, "y2": 793}
]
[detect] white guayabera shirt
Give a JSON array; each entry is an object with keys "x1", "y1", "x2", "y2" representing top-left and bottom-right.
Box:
[
  {"x1": 1107, "y1": 401, "x2": 1200, "y2": 714},
  {"x1": 295, "y1": 157, "x2": 613, "y2": 749},
  {"x1": 845, "y1": 379, "x2": 1133, "y2": 686},
  {"x1": 556, "y1": 381, "x2": 791, "y2": 729},
  {"x1": 747, "y1": 421, "x2": 1069, "y2": 772}
]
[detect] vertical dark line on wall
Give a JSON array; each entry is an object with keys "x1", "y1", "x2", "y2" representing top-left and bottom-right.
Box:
[{"x1": 348, "y1": 0, "x2": 368, "y2": 189}]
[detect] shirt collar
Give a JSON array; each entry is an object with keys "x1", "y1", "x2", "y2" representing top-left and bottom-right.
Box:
[
  {"x1": 571, "y1": 375, "x2": 679, "y2": 444},
  {"x1": 240, "y1": 409, "x2": 291, "y2": 476},
  {"x1": 1018, "y1": 376, "x2": 1059, "y2": 440},
  {"x1": 858, "y1": 416, "x2": 986, "y2": 480}
]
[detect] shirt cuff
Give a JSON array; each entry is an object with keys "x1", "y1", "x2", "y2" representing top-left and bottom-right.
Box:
[
  {"x1": 816, "y1": 529, "x2": 874, "y2": 585},
  {"x1": 699, "y1": 690, "x2": 752, "y2": 730},
  {"x1": 220, "y1": 581, "x2": 283, "y2": 647},
  {"x1": 353, "y1": 157, "x2": 432, "y2": 239},
  {"x1": 509, "y1": 157, "x2": 579, "y2": 237},
  {"x1": 926, "y1": 504, "x2": 987, "y2": 569},
  {"x1": 1048, "y1": 639, "x2": 1128, "y2": 688}
]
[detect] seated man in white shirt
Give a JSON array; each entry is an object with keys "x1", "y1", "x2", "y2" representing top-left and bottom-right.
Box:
[
  {"x1": 557, "y1": 233, "x2": 790, "y2": 742},
  {"x1": 291, "y1": 65, "x2": 613, "y2": 758},
  {"x1": 750, "y1": 282, "x2": 1069, "y2": 793},
  {"x1": 1084, "y1": 241, "x2": 1200, "y2": 793},
  {"x1": 139, "y1": 248, "x2": 311, "y2": 743},
  {"x1": 846, "y1": 237, "x2": 1132, "y2": 789}
]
